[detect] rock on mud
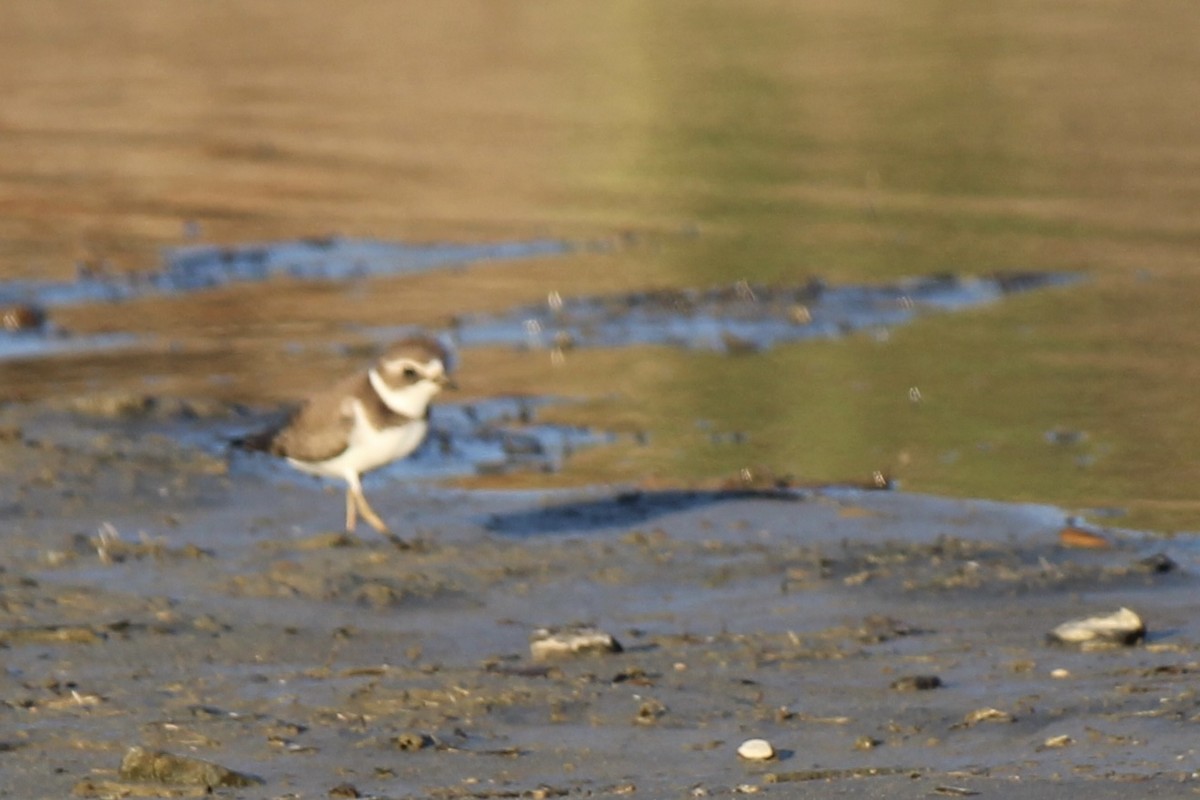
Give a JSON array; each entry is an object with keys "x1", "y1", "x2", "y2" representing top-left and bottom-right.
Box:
[
  {"x1": 1048, "y1": 607, "x2": 1146, "y2": 648},
  {"x1": 118, "y1": 745, "x2": 258, "y2": 788},
  {"x1": 959, "y1": 707, "x2": 1015, "y2": 727},
  {"x1": 1, "y1": 304, "x2": 47, "y2": 332},
  {"x1": 529, "y1": 625, "x2": 623, "y2": 660},
  {"x1": 390, "y1": 732, "x2": 433, "y2": 751},
  {"x1": 1043, "y1": 734, "x2": 1074, "y2": 749},
  {"x1": 890, "y1": 674, "x2": 942, "y2": 692},
  {"x1": 737, "y1": 738, "x2": 776, "y2": 761}
]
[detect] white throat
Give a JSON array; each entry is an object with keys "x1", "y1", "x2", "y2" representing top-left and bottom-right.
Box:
[{"x1": 368, "y1": 368, "x2": 438, "y2": 419}]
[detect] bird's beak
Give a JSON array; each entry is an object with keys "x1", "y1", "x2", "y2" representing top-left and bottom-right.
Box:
[{"x1": 437, "y1": 374, "x2": 457, "y2": 390}]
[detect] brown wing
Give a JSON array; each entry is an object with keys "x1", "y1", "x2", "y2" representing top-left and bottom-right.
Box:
[{"x1": 267, "y1": 373, "x2": 368, "y2": 463}]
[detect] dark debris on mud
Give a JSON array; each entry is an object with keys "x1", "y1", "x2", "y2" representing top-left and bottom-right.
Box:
[{"x1": 805, "y1": 534, "x2": 1186, "y2": 599}]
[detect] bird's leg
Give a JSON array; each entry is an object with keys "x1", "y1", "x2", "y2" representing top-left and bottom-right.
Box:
[
  {"x1": 356, "y1": 491, "x2": 390, "y2": 534},
  {"x1": 346, "y1": 474, "x2": 410, "y2": 547},
  {"x1": 344, "y1": 486, "x2": 358, "y2": 533},
  {"x1": 348, "y1": 478, "x2": 389, "y2": 534}
]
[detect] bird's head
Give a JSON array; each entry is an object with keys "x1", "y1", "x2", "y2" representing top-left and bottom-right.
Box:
[{"x1": 369, "y1": 336, "x2": 456, "y2": 417}]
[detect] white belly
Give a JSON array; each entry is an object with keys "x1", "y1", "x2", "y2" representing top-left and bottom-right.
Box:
[{"x1": 289, "y1": 418, "x2": 428, "y2": 482}]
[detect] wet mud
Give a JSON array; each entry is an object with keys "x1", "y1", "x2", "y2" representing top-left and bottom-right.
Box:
[
  {"x1": 0, "y1": 241, "x2": 1072, "y2": 364},
  {"x1": 2, "y1": 401, "x2": 1198, "y2": 798},
  {"x1": 450, "y1": 271, "x2": 1076, "y2": 353},
  {"x1": 0, "y1": 237, "x2": 570, "y2": 363}
]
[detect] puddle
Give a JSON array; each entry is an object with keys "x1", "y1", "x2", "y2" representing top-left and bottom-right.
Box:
[
  {"x1": 219, "y1": 396, "x2": 613, "y2": 484},
  {"x1": 0, "y1": 236, "x2": 572, "y2": 309},
  {"x1": 443, "y1": 271, "x2": 1078, "y2": 353},
  {"x1": 13, "y1": 392, "x2": 609, "y2": 495}
]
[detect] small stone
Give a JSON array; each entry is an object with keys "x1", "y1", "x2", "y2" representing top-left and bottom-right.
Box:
[
  {"x1": 1042, "y1": 734, "x2": 1073, "y2": 749},
  {"x1": 1, "y1": 304, "x2": 47, "y2": 332},
  {"x1": 736, "y1": 738, "x2": 775, "y2": 761},
  {"x1": 391, "y1": 732, "x2": 432, "y2": 751},
  {"x1": 634, "y1": 698, "x2": 668, "y2": 724},
  {"x1": 960, "y1": 707, "x2": 1014, "y2": 727},
  {"x1": 854, "y1": 735, "x2": 880, "y2": 750},
  {"x1": 68, "y1": 392, "x2": 155, "y2": 419},
  {"x1": 118, "y1": 746, "x2": 257, "y2": 788},
  {"x1": 329, "y1": 783, "x2": 361, "y2": 798},
  {"x1": 1135, "y1": 553, "x2": 1177, "y2": 574},
  {"x1": 890, "y1": 674, "x2": 942, "y2": 692},
  {"x1": 1045, "y1": 429, "x2": 1088, "y2": 446},
  {"x1": 530, "y1": 625, "x2": 623, "y2": 660},
  {"x1": 1050, "y1": 668, "x2": 1071, "y2": 679},
  {"x1": 1048, "y1": 607, "x2": 1145, "y2": 648}
]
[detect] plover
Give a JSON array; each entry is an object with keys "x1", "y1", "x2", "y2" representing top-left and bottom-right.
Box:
[{"x1": 242, "y1": 337, "x2": 453, "y2": 539}]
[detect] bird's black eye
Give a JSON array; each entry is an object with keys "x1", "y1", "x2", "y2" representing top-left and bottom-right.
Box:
[{"x1": 403, "y1": 366, "x2": 419, "y2": 380}]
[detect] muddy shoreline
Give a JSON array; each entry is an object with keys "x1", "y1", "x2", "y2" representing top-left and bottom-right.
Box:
[
  {"x1": 2, "y1": 401, "x2": 1198, "y2": 798},
  {"x1": 4, "y1": 4, "x2": 1200, "y2": 795}
]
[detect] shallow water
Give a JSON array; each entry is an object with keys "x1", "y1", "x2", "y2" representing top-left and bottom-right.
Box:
[
  {"x1": 228, "y1": 395, "x2": 614, "y2": 483},
  {"x1": 0, "y1": 237, "x2": 571, "y2": 308},
  {"x1": 447, "y1": 271, "x2": 1076, "y2": 352},
  {"x1": 2, "y1": 1, "x2": 1200, "y2": 532}
]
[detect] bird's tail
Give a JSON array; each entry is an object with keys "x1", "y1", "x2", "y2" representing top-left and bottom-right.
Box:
[
  {"x1": 226, "y1": 406, "x2": 295, "y2": 454},
  {"x1": 228, "y1": 427, "x2": 278, "y2": 454}
]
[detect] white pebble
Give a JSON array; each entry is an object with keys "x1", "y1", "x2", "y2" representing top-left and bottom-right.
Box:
[
  {"x1": 528, "y1": 626, "x2": 622, "y2": 661},
  {"x1": 1049, "y1": 607, "x2": 1144, "y2": 647},
  {"x1": 737, "y1": 738, "x2": 775, "y2": 760}
]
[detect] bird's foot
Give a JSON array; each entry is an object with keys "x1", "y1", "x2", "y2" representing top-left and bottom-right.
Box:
[
  {"x1": 328, "y1": 532, "x2": 362, "y2": 548},
  {"x1": 383, "y1": 531, "x2": 416, "y2": 550}
]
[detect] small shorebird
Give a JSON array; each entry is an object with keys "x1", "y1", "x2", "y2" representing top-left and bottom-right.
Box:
[{"x1": 241, "y1": 337, "x2": 453, "y2": 539}]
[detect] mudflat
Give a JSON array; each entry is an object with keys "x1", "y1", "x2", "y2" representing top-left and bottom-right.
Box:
[
  {"x1": 1, "y1": 399, "x2": 1197, "y2": 798},
  {"x1": 4, "y1": 3, "x2": 1200, "y2": 796}
]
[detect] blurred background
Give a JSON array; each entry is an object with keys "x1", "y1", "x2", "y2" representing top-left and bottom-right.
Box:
[{"x1": 1, "y1": 1, "x2": 1199, "y2": 530}]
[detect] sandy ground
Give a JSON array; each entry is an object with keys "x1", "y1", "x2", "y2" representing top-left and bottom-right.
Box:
[{"x1": 2, "y1": 402, "x2": 1199, "y2": 799}]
